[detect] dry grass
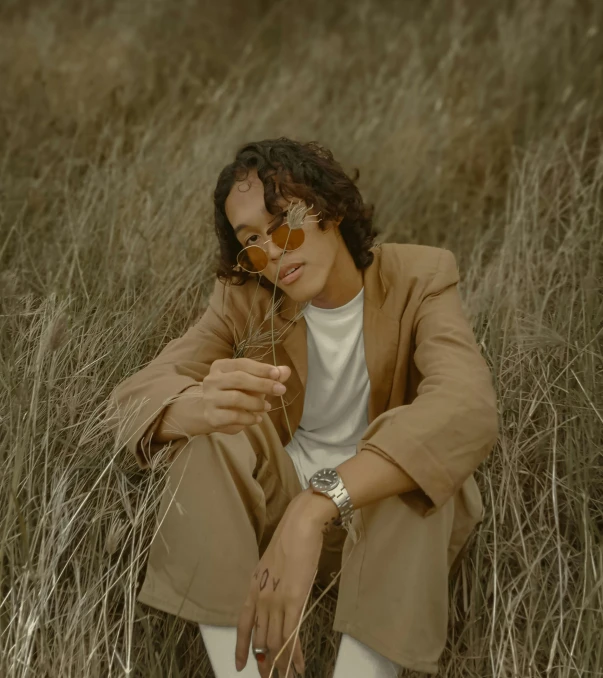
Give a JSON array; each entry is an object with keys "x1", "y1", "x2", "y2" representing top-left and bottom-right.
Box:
[{"x1": 1, "y1": 0, "x2": 602, "y2": 675}]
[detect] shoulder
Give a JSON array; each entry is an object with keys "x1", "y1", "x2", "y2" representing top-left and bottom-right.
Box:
[
  {"x1": 375, "y1": 243, "x2": 460, "y2": 316},
  {"x1": 206, "y1": 275, "x2": 276, "y2": 327},
  {"x1": 377, "y1": 242, "x2": 458, "y2": 283}
]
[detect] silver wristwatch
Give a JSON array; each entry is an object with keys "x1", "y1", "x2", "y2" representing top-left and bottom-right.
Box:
[{"x1": 309, "y1": 468, "x2": 354, "y2": 530}]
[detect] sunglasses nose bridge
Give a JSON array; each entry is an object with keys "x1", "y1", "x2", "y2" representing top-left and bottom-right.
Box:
[{"x1": 263, "y1": 237, "x2": 285, "y2": 258}]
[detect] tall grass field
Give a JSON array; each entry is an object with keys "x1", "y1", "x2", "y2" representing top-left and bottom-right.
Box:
[{"x1": 0, "y1": 0, "x2": 602, "y2": 675}]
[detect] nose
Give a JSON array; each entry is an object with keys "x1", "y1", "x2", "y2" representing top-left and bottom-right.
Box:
[{"x1": 265, "y1": 238, "x2": 284, "y2": 259}]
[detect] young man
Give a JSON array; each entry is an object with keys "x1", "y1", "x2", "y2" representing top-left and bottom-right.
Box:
[{"x1": 109, "y1": 138, "x2": 499, "y2": 677}]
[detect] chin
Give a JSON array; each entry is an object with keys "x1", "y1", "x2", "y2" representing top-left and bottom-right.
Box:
[
  {"x1": 279, "y1": 287, "x2": 306, "y2": 302},
  {"x1": 290, "y1": 284, "x2": 323, "y2": 305},
  {"x1": 275, "y1": 267, "x2": 325, "y2": 302}
]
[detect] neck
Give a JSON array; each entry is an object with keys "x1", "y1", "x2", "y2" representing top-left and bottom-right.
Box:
[{"x1": 310, "y1": 241, "x2": 363, "y2": 310}]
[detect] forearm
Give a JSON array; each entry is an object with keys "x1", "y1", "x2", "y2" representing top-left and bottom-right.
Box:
[
  {"x1": 296, "y1": 448, "x2": 420, "y2": 527},
  {"x1": 336, "y1": 448, "x2": 419, "y2": 509}
]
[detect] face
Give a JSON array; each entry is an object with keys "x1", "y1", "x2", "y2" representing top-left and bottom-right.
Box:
[{"x1": 225, "y1": 169, "x2": 360, "y2": 308}]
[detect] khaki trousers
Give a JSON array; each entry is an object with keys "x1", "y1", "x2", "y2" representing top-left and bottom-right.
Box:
[{"x1": 137, "y1": 412, "x2": 481, "y2": 674}]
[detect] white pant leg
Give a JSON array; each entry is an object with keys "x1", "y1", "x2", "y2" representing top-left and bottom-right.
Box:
[
  {"x1": 200, "y1": 624, "x2": 262, "y2": 678},
  {"x1": 332, "y1": 633, "x2": 400, "y2": 678}
]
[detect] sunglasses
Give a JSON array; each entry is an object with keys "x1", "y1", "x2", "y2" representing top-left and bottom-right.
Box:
[{"x1": 234, "y1": 202, "x2": 321, "y2": 274}]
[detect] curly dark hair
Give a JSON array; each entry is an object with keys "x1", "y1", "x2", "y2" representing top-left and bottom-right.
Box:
[{"x1": 212, "y1": 137, "x2": 379, "y2": 291}]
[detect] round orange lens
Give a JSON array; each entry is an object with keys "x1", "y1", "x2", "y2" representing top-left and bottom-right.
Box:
[
  {"x1": 237, "y1": 246, "x2": 268, "y2": 273},
  {"x1": 272, "y1": 224, "x2": 304, "y2": 251}
]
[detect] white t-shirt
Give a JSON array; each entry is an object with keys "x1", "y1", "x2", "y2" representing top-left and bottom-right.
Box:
[{"x1": 284, "y1": 286, "x2": 370, "y2": 489}]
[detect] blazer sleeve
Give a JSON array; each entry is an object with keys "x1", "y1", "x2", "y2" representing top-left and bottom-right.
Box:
[
  {"x1": 106, "y1": 278, "x2": 235, "y2": 469},
  {"x1": 359, "y1": 249, "x2": 499, "y2": 517}
]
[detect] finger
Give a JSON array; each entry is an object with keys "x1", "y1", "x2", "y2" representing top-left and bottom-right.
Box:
[
  {"x1": 217, "y1": 370, "x2": 288, "y2": 397},
  {"x1": 239, "y1": 388, "x2": 268, "y2": 407},
  {"x1": 266, "y1": 607, "x2": 286, "y2": 676},
  {"x1": 215, "y1": 389, "x2": 272, "y2": 413},
  {"x1": 235, "y1": 598, "x2": 256, "y2": 673},
  {"x1": 252, "y1": 604, "x2": 270, "y2": 677},
  {"x1": 212, "y1": 408, "x2": 262, "y2": 431},
  {"x1": 275, "y1": 365, "x2": 291, "y2": 383},
  {"x1": 219, "y1": 358, "x2": 283, "y2": 381},
  {"x1": 283, "y1": 606, "x2": 306, "y2": 677}
]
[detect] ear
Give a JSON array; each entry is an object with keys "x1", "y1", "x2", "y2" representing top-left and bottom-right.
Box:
[
  {"x1": 324, "y1": 215, "x2": 344, "y2": 232},
  {"x1": 332, "y1": 215, "x2": 344, "y2": 235}
]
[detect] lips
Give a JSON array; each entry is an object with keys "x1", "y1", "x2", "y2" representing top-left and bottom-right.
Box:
[{"x1": 278, "y1": 263, "x2": 304, "y2": 280}]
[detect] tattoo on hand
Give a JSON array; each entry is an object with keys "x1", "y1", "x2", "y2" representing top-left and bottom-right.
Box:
[
  {"x1": 272, "y1": 577, "x2": 280, "y2": 591},
  {"x1": 259, "y1": 568, "x2": 269, "y2": 591}
]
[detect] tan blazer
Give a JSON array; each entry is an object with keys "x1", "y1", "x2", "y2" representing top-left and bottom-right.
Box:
[{"x1": 109, "y1": 242, "x2": 499, "y2": 520}]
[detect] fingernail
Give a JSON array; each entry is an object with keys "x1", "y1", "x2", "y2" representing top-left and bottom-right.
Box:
[
  {"x1": 273, "y1": 383, "x2": 286, "y2": 394},
  {"x1": 264, "y1": 401, "x2": 271, "y2": 411},
  {"x1": 270, "y1": 367, "x2": 280, "y2": 378}
]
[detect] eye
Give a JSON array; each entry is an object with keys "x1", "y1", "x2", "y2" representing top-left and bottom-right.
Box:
[{"x1": 244, "y1": 234, "x2": 259, "y2": 246}]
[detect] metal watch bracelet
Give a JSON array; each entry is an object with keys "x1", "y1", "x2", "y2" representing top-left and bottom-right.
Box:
[{"x1": 310, "y1": 469, "x2": 355, "y2": 530}]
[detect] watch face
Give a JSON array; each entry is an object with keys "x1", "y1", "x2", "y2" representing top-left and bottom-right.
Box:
[{"x1": 311, "y1": 469, "x2": 339, "y2": 492}]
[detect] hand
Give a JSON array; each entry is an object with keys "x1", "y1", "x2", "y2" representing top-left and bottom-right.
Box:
[
  {"x1": 202, "y1": 358, "x2": 291, "y2": 435},
  {"x1": 235, "y1": 495, "x2": 329, "y2": 677}
]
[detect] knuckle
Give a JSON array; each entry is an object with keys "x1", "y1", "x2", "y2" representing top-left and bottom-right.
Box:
[
  {"x1": 206, "y1": 376, "x2": 219, "y2": 391},
  {"x1": 284, "y1": 590, "x2": 302, "y2": 606},
  {"x1": 241, "y1": 598, "x2": 255, "y2": 612},
  {"x1": 256, "y1": 588, "x2": 271, "y2": 601}
]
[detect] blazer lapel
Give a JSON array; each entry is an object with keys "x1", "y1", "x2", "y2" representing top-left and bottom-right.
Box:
[
  {"x1": 280, "y1": 316, "x2": 307, "y2": 390},
  {"x1": 276, "y1": 287, "x2": 308, "y2": 387},
  {"x1": 362, "y1": 252, "x2": 400, "y2": 423},
  {"x1": 272, "y1": 293, "x2": 308, "y2": 439}
]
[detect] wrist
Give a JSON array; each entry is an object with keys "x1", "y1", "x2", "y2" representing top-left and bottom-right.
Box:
[
  {"x1": 293, "y1": 488, "x2": 341, "y2": 529},
  {"x1": 155, "y1": 383, "x2": 208, "y2": 441}
]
